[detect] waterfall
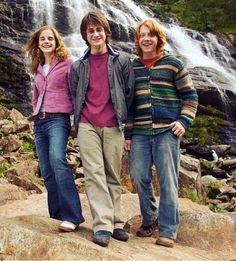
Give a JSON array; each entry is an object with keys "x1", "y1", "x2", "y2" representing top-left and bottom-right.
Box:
[
  {"x1": 29, "y1": 0, "x2": 54, "y2": 26},
  {"x1": 28, "y1": 0, "x2": 236, "y2": 93},
  {"x1": 165, "y1": 25, "x2": 236, "y2": 87},
  {"x1": 62, "y1": 0, "x2": 91, "y2": 57}
]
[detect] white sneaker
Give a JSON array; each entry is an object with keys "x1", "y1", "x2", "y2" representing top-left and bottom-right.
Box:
[{"x1": 59, "y1": 221, "x2": 77, "y2": 232}]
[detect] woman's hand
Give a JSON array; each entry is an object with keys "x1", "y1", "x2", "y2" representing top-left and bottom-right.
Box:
[{"x1": 70, "y1": 125, "x2": 77, "y2": 138}]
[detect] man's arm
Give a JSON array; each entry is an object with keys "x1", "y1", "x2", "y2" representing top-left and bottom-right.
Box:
[
  {"x1": 69, "y1": 62, "x2": 80, "y2": 104},
  {"x1": 122, "y1": 55, "x2": 135, "y2": 150},
  {"x1": 175, "y1": 66, "x2": 198, "y2": 129},
  {"x1": 121, "y1": 54, "x2": 135, "y2": 111}
]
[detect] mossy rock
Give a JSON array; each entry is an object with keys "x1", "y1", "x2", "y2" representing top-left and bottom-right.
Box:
[
  {"x1": 200, "y1": 159, "x2": 214, "y2": 176},
  {"x1": 207, "y1": 181, "x2": 223, "y2": 199}
]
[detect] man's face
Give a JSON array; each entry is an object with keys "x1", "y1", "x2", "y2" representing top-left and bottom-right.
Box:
[
  {"x1": 86, "y1": 24, "x2": 106, "y2": 49},
  {"x1": 138, "y1": 25, "x2": 158, "y2": 58}
]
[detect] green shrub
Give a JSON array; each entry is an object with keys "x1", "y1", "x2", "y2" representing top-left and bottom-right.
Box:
[
  {"x1": 185, "y1": 115, "x2": 223, "y2": 145},
  {"x1": 21, "y1": 141, "x2": 34, "y2": 153},
  {"x1": 146, "y1": 0, "x2": 236, "y2": 38},
  {"x1": 208, "y1": 203, "x2": 223, "y2": 213},
  {"x1": 0, "y1": 162, "x2": 13, "y2": 178},
  {"x1": 183, "y1": 188, "x2": 198, "y2": 202}
]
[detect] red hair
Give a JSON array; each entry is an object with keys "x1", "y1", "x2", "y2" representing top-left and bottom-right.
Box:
[{"x1": 135, "y1": 19, "x2": 166, "y2": 57}]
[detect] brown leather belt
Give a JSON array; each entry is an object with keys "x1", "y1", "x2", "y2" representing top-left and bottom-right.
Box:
[{"x1": 27, "y1": 112, "x2": 70, "y2": 121}]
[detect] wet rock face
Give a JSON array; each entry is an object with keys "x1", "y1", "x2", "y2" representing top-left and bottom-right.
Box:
[
  {"x1": 0, "y1": 0, "x2": 34, "y2": 116},
  {"x1": 53, "y1": 2, "x2": 73, "y2": 36}
]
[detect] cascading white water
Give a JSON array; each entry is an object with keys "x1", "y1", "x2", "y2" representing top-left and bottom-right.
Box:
[
  {"x1": 98, "y1": 0, "x2": 138, "y2": 28},
  {"x1": 29, "y1": 0, "x2": 54, "y2": 26},
  {"x1": 165, "y1": 25, "x2": 236, "y2": 85},
  {"x1": 62, "y1": 0, "x2": 91, "y2": 57},
  {"x1": 29, "y1": 0, "x2": 235, "y2": 92}
]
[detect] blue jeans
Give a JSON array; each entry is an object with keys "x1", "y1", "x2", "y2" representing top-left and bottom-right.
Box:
[
  {"x1": 34, "y1": 116, "x2": 84, "y2": 225},
  {"x1": 129, "y1": 130, "x2": 180, "y2": 239}
]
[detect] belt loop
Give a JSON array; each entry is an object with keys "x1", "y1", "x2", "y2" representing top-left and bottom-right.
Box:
[{"x1": 39, "y1": 111, "x2": 46, "y2": 119}]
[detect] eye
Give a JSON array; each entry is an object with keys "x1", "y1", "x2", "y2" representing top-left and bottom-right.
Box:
[
  {"x1": 96, "y1": 27, "x2": 104, "y2": 33},
  {"x1": 87, "y1": 29, "x2": 93, "y2": 34}
]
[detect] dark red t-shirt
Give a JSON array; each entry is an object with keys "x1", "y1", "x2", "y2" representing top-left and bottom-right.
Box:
[{"x1": 80, "y1": 52, "x2": 118, "y2": 127}]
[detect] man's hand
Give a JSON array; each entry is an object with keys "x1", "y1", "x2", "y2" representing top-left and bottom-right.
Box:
[
  {"x1": 124, "y1": 140, "x2": 131, "y2": 152},
  {"x1": 70, "y1": 125, "x2": 78, "y2": 138},
  {"x1": 170, "y1": 121, "x2": 185, "y2": 137}
]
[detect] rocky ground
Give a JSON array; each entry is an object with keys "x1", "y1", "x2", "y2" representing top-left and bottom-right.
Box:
[
  {"x1": 0, "y1": 106, "x2": 236, "y2": 260},
  {"x1": 0, "y1": 192, "x2": 236, "y2": 260}
]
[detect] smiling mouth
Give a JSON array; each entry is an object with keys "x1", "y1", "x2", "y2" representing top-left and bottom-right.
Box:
[
  {"x1": 92, "y1": 37, "x2": 102, "y2": 41},
  {"x1": 142, "y1": 42, "x2": 152, "y2": 46},
  {"x1": 41, "y1": 45, "x2": 53, "y2": 48}
]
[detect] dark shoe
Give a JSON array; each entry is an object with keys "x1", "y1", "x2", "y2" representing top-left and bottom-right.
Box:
[
  {"x1": 136, "y1": 218, "x2": 158, "y2": 237},
  {"x1": 156, "y1": 237, "x2": 174, "y2": 248},
  {"x1": 93, "y1": 230, "x2": 111, "y2": 247},
  {"x1": 136, "y1": 225, "x2": 154, "y2": 237},
  {"x1": 112, "y1": 228, "x2": 129, "y2": 241}
]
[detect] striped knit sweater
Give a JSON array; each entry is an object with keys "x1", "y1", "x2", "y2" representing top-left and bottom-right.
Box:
[{"x1": 125, "y1": 55, "x2": 198, "y2": 139}]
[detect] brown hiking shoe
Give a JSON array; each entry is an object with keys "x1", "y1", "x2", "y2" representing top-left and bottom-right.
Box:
[
  {"x1": 156, "y1": 237, "x2": 174, "y2": 248},
  {"x1": 136, "y1": 225, "x2": 154, "y2": 237}
]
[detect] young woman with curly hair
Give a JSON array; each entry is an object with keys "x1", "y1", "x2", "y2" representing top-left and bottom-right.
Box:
[{"x1": 24, "y1": 25, "x2": 84, "y2": 232}]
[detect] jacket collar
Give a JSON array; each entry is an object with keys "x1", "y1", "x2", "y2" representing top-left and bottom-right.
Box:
[{"x1": 80, "y1": 44, "x2": 119, "y2": 61}]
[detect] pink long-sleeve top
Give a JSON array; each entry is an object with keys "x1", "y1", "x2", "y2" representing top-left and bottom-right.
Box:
[{"x1": 32, "y1": 57, "x2": 73, "y2": 115}]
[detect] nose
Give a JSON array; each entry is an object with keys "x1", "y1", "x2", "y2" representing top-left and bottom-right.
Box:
[
  {"x1": 143, "y1": 34, "x2": 150, "y2": 40},
  {"x1": 93, "y1": 30, "x2": 99, "y2": 36}
]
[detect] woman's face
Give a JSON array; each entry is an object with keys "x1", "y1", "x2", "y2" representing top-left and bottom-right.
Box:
[{"x1": 38, "y1": 29, "x2": 56, "y2": 56}]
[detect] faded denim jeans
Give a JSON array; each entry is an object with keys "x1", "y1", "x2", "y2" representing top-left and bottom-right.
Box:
[
  {"x1": 34, "y1": 116, "x2": 84, "y2": 225},
  {"x1": 129, "y1": 130, "x2": 180, "y2": 239}
]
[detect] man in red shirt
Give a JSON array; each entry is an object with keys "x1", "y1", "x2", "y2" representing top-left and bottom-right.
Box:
[{"x1": 70, "y1": 11, "x2": 134, "y2": 247}]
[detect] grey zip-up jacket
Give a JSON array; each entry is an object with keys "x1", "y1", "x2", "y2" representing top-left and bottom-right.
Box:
[{"x1": 70, "y1": 45, "x2": 135, "y2": 132}]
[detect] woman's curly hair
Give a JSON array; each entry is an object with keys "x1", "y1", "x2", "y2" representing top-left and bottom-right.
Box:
[{"x1": 24, "y1": 25, "x2": 69, "y2": 74}]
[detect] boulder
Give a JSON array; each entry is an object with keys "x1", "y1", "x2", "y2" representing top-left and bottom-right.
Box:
[
  {"x1": 5, "y1": 159, "x2": 43, "y2": 193},
  {"x1": 0, "y1": 216, "x2": 123, "y2": 260},
  {"x1": 220, "y1": 158, "x2": 236, "y2": 170},
  {"x1": 0, "y1": 194, "x2": 235, "y2": 260},
  {"x1": 0, "y1": 183, "x2": 28, "y2": 206},
  {"x1": 9, "y1": 108, "x2": 25, "y2": 122},
  {"x1": 178, "y1": 211, "x2": 236, "y2": 250},
  {"x1": 0, "y1": 134, "x2": 21, "y2": 153},
  {"x1": 0, "y1": 105, "x2": 11, "y2": 119},
  {"x1": 1, "y1": 122, "x2": 16, "y2": 134},
  {"x1": 179, "y1": 154, "x2": 202, "y2": 199}
]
